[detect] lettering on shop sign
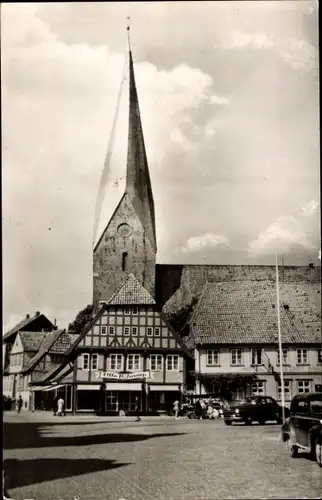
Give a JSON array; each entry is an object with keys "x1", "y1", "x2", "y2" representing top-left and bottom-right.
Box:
[{"x1": 95, "y1": 370, "x2": 152, "y2": 380}]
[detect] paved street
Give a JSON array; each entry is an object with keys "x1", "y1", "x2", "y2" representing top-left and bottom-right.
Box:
[{"x1": 4, "y1": 412, "x2": 321, "y2": 500}]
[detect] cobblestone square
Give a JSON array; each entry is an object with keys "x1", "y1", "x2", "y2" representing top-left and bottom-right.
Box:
[{"x1": 4, "y1": 413, "x2": 321, "y2": 500}]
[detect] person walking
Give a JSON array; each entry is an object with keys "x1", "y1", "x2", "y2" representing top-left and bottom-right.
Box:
[
  {"x1": 57, "y1": 396, "x2": 64, "y2": 416},
  {"x1": 195, "y1": 399, "x2": 202, "y2": 420},
  {"x1": 17, "y1": 395, "x2": 23, "y2": 414},
  {"x1": 173, "y1": 400, "x2": 180, "y2": 419},
  {"x1": 134, "y1": 397, "x2": 141, "y2": 422}
]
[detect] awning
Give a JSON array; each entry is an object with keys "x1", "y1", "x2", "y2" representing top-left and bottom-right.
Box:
[
  {"x1": 77, "y1": 384, "x2": 101, "y2": 391},
  {"x1": 149, "y1": 385, "x2": 181, "y2": 392},
  {"x1": 43, "y1": 384, "x2": 66, "y2": 392},
  {"x1": 31, "y1": 385, "x2": 52, "y2": 392},
  {"x1": 105, "y1": 382, "x2": 142, "y2": 391}
]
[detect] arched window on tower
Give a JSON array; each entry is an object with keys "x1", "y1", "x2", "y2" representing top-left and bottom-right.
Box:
[{"x1": 122, "y1": 252, "x2": 128, "y2": 272}]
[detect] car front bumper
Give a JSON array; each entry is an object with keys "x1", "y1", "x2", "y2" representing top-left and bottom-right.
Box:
[{"x1": 223, "y1": 413, "x2": 244, "y2": 423}]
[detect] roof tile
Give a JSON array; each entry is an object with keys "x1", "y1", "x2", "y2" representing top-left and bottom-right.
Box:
[{"x1": 107, "y1": 274, "x2": 156, "y2": 305}]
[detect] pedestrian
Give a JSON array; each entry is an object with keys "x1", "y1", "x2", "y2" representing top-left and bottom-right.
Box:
[
  {"x1": 173, "y1": 400, "x2": 180, "y2": 419},
  {"x1": 195, "y1": 399, "x2": 202, "y2": 420},
  {"x1": 134, "y1": 396, "x2": 141, "y2": 422},
  {"x1": 57, "y1": 396, "x2": 64, "y2": 416},
  {"x1": 17, "y1": 395, "x2": 23, "y2": 414}
]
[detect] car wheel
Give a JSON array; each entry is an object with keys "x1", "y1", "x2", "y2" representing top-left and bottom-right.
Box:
[
  {"x1": 287, "y1": 439, "x2": 298, "y2": 458},
  {"x1": 224, "y1": 420, "x2": 232, "y2": 426},
  {"x1": 245, "y1": 417, "x2": 252, "y2": 425},
  {"x1": 315, "y1": 440, "x2": 322, "y2": 467}
]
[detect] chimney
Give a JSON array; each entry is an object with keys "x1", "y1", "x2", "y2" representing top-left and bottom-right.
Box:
[
  {"x1": 26, "y1": 314, "x2": 30, "y2": 319},
  {"x1": 309, "y1": 263, "x2": 314, "y2": 269},
  {"x1": 35, "y1": 311, "x2": 40, "y2": 317},
  {"x1": 54, "y1": 318, "x2": 57, "y2": 326}
]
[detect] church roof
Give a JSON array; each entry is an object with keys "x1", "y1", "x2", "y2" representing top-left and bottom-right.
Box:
[
  {"x1": 188, "y1": 280, "x2": 321, "y2": 346},
  {"x1": 107, "y1": 273, "x2": 156, "y2": 305}
]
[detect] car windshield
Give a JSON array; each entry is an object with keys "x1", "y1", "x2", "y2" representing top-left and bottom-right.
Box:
[
  {"x1": 310, "y1": 398, "x2": 322, "y2": 415},
  {"x1": 231, "y1": 398, "x2": 257, "y2": 406}
]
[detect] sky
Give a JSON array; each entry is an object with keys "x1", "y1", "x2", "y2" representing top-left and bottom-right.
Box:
[{"x1": 2, "y1": 1, "x2": 320, "y2": 331}]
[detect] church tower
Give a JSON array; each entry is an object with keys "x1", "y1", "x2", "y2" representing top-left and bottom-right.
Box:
[{"x1": 93, "y1": 37, "x2": 157, "y2": 311}]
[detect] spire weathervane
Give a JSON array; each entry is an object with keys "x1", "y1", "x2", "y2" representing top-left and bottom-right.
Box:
[{"x1": 126, "y1": 17, "x2": 131, "y2": 50}]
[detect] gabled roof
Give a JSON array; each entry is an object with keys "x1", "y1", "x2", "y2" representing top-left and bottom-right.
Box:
[
  {"x1": 19, "y1": 332, "x2": 48, "y2": 352},
  {"x1": 189, "y1": 281, "x2": 321, "y2": 345},
  {"x1": 107, "y1": 273, "x2": 156, "y2": 305},
  {"x1": 3, "y1": 312, "x2": 55, "y2": 342},
  {"x1": 21, "y1": 330, "x2": 78, "y2": 375}
]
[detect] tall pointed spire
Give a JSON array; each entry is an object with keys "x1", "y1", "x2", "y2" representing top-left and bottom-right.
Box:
[{"x1": 125, "y1": 25, "x2": 157, "y2": 251}]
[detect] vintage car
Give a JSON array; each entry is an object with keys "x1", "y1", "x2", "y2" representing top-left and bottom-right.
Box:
[
  {"x1": 223, "y1": 395, "x2": 289, "y2": 425},
  {"x1": 281, "y1": 392, "x2": 322, "y2": 467}
]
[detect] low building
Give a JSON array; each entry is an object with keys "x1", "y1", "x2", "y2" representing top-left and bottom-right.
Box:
[
  {"x1": 38, "y1": 274, "x2": 192, "y2": 414},
  {"x1": 182, "y1": 280, "x2": 321, "y2": 404}
]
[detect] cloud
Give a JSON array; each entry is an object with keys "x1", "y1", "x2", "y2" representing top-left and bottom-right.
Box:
[
  {"x1": 210, "y1": 95, "x2": 230, "y2": 105},
  {"x1": 248, "y1": 216, "x2": 314, "y2": 255},
  {"x1": 301, "y1": 199, "x2": 320, "y2": 217},
  {"x1": 181, "y1": 233, "x2": 230, "y2": 254}
]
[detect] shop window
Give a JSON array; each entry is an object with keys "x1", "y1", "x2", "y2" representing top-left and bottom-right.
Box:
[
  {"x1": 252, "y1": 381, "x2": 265, "y2": 396},
  {"x1": 297, "y1": 349, "x2": 308, "y2": 365},
  {"x1": 166, "y1": 355, "x2": 179, "y2": 371},
  {"x1": 124, "y1": 327, "x2": 130, "y2": 336},
  {"x1": 251, "y1": 349, "x2": 262, "y2": 365},
  {"x1": 109, "y1": 354, "x2": 123, "y2": 371},
  {"x1": 154, "y1": 327, "x2": 160, "y2": 337},
  {"x1": 82, "y1": 353, "x2": 90, "y2": 370},
  {"x1": 277, "y1": 380, "x2": 292, "y2": 400},
  {"x1": 276, "y1": 348, "x2": 288, "y2": 365},
  {"x1": 147, "y1": 327, "x2": 153, "y2": 337},
  {"x1": 109, "y1": 326, "x2": 115, "y2": 336},
  {"x1": 297, "y1": 380, "x2": 311, "y2": 393},
  {"x1": 101, "y1": 326, "x2": 107, "y2": 336},
  {"x1": 127, "y1": 354, "x2": 141, "y2": 371},
  {"x1": 150, "y1": 354, "x2": 163, "y2": 371},
  {"x1": 230, "y1": 349, "x2": 243, "y2": 366},
  {"x1": 132, "y1": 327, "x2": 138, "y2": 336},
  {"x1": 207, "y1": 349, "x2": 219, "y2": 366},
  {"x1": 91, "y1": 354, "x2": 98, "y2": 371}
]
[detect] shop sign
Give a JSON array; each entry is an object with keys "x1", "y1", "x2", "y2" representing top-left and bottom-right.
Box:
[{"x1": 95, "y1": 370, "x2": 152, "y2": 380}]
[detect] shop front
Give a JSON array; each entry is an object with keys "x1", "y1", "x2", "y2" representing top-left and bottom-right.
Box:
[
  {"x1": 148, "y1": 384, "x2": 181, "y2": 413},
  {"x1": 105, "y1": 382, "x2": 143, "y2": 413},
  {"x1": 31, "y1": 384, "x2": 72, "y2": 412}
]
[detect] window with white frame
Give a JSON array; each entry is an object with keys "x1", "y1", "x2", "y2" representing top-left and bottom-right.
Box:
[
  {"x1": 82, "y1": 353, "x2": 90, "y2": 370},
  {"x1": 297, "y1": 348, "x2": 308, "y2": 365},
  {"x1": 124, "y1": 307, "x2": 130, "y2": 315},
  {"x1": 230, "y1": 348, "x2": 243, "y2": 366},
  {"x1": 132, "y1": 326, "x2": 138, "y2": 336},
  {"x1": 297, "y1": 380, "x2": 311, "y2": 393},
  {"x1": 109, "y1": 354, "x2": 123, "y2": 371},
  {"x1": 317, "y1": 348, "x2": 322, "y2": 364},
  {"x1": 252, "y1": 380, "x2": 265, "y2": 396},
  {"x1": 154, "y1": 327, "x2": 160, "y2": 337},
  {"x1": 109, "y1": 326, "x2": 115, "y2": 336},
  {"x1": 166, "y1": 355, "x2": 179, "y2": 371},
  {"x1": 91, "y1": 354, "x2": 98, "y2": 370},
  {"x1": 147, "y1": 327, "x2": 153, "y2": 337},
  {"x1": 251, "y1": 349, "x2": 262, "y2": 365},
  {"x1": 101, "y1": 326, "x2": 107, "y2": 336},
  {"x1": 276, "y1": 348, "x2": 288, "y2": 365},
  {"x1": 132, "y1": 307, "x2": 138, "y2": 315},
  {"x1": 207, "y1": 349, "x2": 219, "y2": 366},
  {"x1": 150, "y1": 354, "x2": 163, "y2": 371},
  {"x1": 127, "y1": 354, "x2": 141, "y2": 371},
  {"x1": 277, "y1": 379, "x2": 292, "y2": 400},
  {"x1": 124, "y1": 326, "x2": 130, "y2": 336}
]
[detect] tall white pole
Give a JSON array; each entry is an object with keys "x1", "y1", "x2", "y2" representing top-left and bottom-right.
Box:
[{"x1": 276, "y1": 247, "x2": 285, "y2": 423}]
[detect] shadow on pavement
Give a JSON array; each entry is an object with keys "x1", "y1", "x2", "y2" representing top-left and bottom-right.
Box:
[
  {"x1": 4, "y1": 422, "x2": 186, "y2": 450},
  {"x1": 4, "y1": 458, "x2": 129, "y2": 489}
]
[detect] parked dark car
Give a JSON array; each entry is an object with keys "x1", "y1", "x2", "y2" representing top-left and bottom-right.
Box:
[
  {"x1": 223, "y1": 396, "x2": 289, "y2": 425},
  {"x1": 281, "y1": 392, "x2": 322, "y2": 467}
]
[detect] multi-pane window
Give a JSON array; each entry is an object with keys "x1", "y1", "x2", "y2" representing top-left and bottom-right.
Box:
[
  {"x1": 317, "y1": 348, "x2": 322, "y2": 364},
  {"x1": 147, "y1": 327, "x2": 153, "y2": 337},
  {"x1": 91, "y1": 354, "x2": 98, "y2": 370},
  {"x1": 230, "y1": 349, "x2": 243, "y2": 366},
  {"x1": 127, "y1": 354, "x2": 141, "y2": 371},
  {"x1": 132, "y1": 326, "x2": 138, "y2": 336},
  {"x1": 297, "y1": 349, "x2": 308, "y2": 365},
  {"x1": 297, "y1": 380, "x2": 311, "y2": 394},
  {"x1": 150, "y1": 354, "x2": 163, "y2": 371},
  {"x1": 132, "y1": 307, "x2": 138, "y2": 315},
  {"x1": 124, "y1": 327, "x2": 130, "y2": 336},
  {"x1": 207, "y1": 349, "x2": 219, "y2": 366},
  {"x1": 276, "y1": 348, "x2": 288, "y2": 365},
  {"x1": 124, "y1": 307, "x2": 130, "y2": 315},
  {"x1": 277, "y1": 380, "x2": 292, "y2": 400},
  {"x1": 101, "y1": 326, "x2": 107, "y2": 336},
  {"x1": 109, "y1": 326, "x2": 115, "y2": 336},
  {"x1": 251, "y1": 349, "x2": 262, "y2": 365},
  {"x1": 154, "y1": 327, "x2": 160, "y2": 337},
  {"x1": 252, "y1": 381, "x2": 265, "y2": 396},
  {"x1": 82, "y1": 353, "x2": 90, "y2": 370},
  {"x1": 166, "y1": 355, "x2": 179, "y2": 371},
  {"x1": 110, "y1": 354, "x2": 123, "y2": 371}
]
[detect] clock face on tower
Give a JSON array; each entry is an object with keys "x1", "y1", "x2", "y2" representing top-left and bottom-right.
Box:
[{"x1": 117, "y1": 223, "x2": 132, "y2": 238}]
